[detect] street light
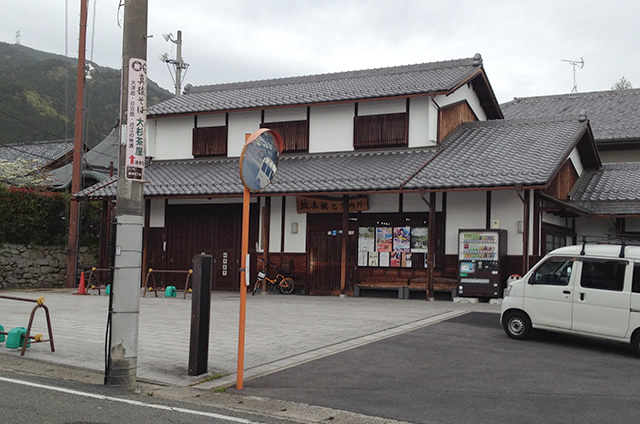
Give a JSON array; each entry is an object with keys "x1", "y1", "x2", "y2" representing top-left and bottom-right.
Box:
[{"x1": 160, "y1": 30, "x2": 189, "y2": 95}]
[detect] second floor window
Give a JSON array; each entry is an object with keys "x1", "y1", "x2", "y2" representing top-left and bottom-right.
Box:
[
  {"x1": 192, "y1": 126, "x2": 228, "y2": 157},
  {"x1": 260, "y1": 120, "x2": 309, "y2": 153},
  {"x1": 354, "y1": 112, "x2": 407, "y2": 149}
]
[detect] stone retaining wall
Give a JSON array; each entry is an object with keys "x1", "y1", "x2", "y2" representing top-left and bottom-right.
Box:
[{"x1": 0, "y1": 244, "x2": 96, "y2": 290}]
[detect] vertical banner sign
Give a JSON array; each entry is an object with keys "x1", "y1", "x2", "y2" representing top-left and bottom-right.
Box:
[{"x1": 126, "y1": 58, "x2": 147, "y2": 181}]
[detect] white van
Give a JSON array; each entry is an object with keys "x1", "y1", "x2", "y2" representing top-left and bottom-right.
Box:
[{"x1": 500, "y1": 243, "x2": 640, "y2": 356}]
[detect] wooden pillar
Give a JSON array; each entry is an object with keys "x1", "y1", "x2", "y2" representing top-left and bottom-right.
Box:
[
  {"x1": 280, "y1": 196, "x2": 286, "y2": 264},
  {"x1": 340, "y1": 195, "x2": 349, "y2": 294},
  {"x1": 485, "y1": 191, "x2": 492, "y2": 229},
  {"x1": 522, "y1": 190, "x2": 530, "y2": 274},
  {"x1": 532, "y1": 192, "x2": 540, "y2": 257},
  {"x1": 427, "y1": 192, "x2": 436, "y2": 300},
  {"x1": 261, "y1": 197, "x2": 271, "y2": 292}
]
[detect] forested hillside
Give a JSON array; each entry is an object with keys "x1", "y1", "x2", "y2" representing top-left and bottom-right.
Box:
[{"x1": 0, "y1": 42, "x2": 172, "y2": 148}]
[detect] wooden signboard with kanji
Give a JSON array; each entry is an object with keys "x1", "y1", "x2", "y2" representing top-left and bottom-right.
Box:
[{"x1": 296, "y1": 196, "x2": 369, "y2": 214}]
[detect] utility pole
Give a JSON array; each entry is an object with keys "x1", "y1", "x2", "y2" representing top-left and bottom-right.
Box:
[
  {"x1": 66, "y1": 0, "x2": 88, "y2": 289},
  {"x1": 161, "y1": 30, "x2": 188, "y2": 95},
  {"x1": 104, "y1": 0, "x2": 147, "y2": 390}
]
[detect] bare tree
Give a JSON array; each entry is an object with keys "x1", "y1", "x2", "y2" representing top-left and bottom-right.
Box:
[{"x1": 611, "y1": 76, "x2": 633, "y2": 90}]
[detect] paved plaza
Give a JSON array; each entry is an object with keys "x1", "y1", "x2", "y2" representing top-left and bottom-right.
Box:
[{"x1": 0, "y1": 289, "x2": 500, "y2": 389}]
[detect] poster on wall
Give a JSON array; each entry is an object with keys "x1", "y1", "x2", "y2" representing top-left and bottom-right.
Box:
[
  {"x1": 358, "y1": 227, "x2": 375, "y2": 252},
  {"x1": 368, "y1": 252, "x2": 379, "y2": 267},
  {"x1": 358, "y1": 251, "x2": 368, "y2": 267},
  {"x1": 402, "y1": 252, "x2": 412, "y2": 268},
  {"x1": 393, "y1": 227, "x2": 411, "y2": 252},
  {"x1": 411, "y1": 227, "x2": 428, "y2": 253},
  {"x1": 379, "y1": 251, "x2": 390, "y2": 267},
  {"x1": 376, "y1": 227, "x2": 392, "y2": 252},
  {"x1": 390, "y1": 251, "x2": 402, "y2": 267}
]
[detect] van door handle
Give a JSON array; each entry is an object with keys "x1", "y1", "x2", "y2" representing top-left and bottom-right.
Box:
[
  {"x1": 580, "y1": 293, "x2": 586, "y2": 301},
  {"x1": 563, "y1": 290, "x2": 571, "y2": 295}
]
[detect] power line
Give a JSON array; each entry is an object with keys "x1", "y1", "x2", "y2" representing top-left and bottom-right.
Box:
[{"x1": 0, "y1": 109, "x2": 65, "y2": 141}]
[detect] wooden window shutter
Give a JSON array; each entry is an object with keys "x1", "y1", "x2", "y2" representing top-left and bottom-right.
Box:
[
  {"x1": 192, "y1": 126, "x2": 228, "y2": 157},
  {"x1": 260, "y1": 120, "x2": 309, "y2": 152},
  {"x1": 354, "y1": 112, "x2": 407, "y2": 149}
]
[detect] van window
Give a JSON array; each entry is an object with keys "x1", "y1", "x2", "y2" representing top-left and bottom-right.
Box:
[
  {"x1": 532, "y1": 258, "x2": 573, "y2": 286},
  {"x1": 580, "y1": 259, "x2": 626, "y2": 292},
  {"x1": 633, "y1": 264, "x2": 640, "y2": 293}
]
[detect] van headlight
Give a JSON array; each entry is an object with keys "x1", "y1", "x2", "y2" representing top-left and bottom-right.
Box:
[{"x1": 503, "y1": 286, "x2": 511, "y2": 298}]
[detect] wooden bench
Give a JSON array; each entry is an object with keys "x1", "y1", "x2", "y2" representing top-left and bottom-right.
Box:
[
  {"x1": 407, "y1": 278, "x2": 458, "y2": 300},
  {"x1": 354, "y1": 279, "x2": 408, "y2": 299}
]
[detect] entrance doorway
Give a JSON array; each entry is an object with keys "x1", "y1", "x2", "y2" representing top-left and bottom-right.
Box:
[
  {"x1": 163, "y1": 203, "x2": 257, "y2": 291},
  {"x1": 307, "y1": 214, "x2": 357, "y2": 295}
]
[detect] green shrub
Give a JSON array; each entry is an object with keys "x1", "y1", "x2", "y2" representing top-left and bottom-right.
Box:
[
  {"x1": 0, "y1": 185, "x2": 103, "y2": 251},
  {"x1": 0, "y1": 185, "x2": 68, "y2": 245}
]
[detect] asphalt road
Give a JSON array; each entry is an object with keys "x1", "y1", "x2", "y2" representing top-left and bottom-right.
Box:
[
  {"x1": 0, "y1": 372, "x2": 287, "y2": 424},
  {"x1": 236, "y1": 312, "x2": 640, "y2": 424}
]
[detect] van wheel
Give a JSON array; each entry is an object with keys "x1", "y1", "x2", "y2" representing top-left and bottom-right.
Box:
[
  {"x1": 503, "y1": 311, "x2": 532, "y2": 340},
  {"x1": 632, "y1": 332, "x2": 640, "y2": 358}
]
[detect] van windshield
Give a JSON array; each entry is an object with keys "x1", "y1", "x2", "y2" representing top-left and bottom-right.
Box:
[{"x1": 532, "y1": 257, "x2": 573, "y2": 286}]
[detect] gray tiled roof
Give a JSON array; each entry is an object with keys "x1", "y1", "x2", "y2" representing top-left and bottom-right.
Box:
[
  {"x1": 0, "y1": 139, "x2": 73, "y2": 168},
  {"x1": 570, "y1": 162, "x2": 640, "y2": 215},
  {"x1": 265, "y1": 149, "x2": 436, "y2": 194},
  {"x1": 404, "y1": 117, "x2": 590, "y2": 190},
  {"x1": 501, "y1": 89, "x2": 640, "y2": 143},
  {"x1": 149, "y1": 56, "x2": 485, "y2": 116},
  {"x1": 79, "y1": 148, "x2": 438, "y2": 198},
  {"x1": 47, "y1": 128, "x2": 120, "y2": 189},
  {"x1": 79, "y1": 117, "x2": 591, "y2": 199}
]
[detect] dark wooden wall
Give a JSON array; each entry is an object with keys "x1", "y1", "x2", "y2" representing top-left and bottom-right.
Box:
[{"x1": 439, "y1": 101, "x2": 478, "y2": 142}]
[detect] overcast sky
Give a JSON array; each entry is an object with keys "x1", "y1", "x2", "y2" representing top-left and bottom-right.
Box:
[{"x1": 3, "y1": 1, "x2": 639, "y2": 104}]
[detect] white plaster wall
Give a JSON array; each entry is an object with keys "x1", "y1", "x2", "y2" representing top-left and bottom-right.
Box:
[
  {"x1": 429, "y1": 100, "x2": 439, "y2": 143},
  {"x1": 434, "y1": 84, "x2": 488, "y2": 121},
  {"x1": 264, "y1": 107, "x2": 307, "y2": 122},
  {"x1": 366, "y1": 193, "x2": 400, "y2": 213},
  {"x1": 284, "y1": 196, "x2": 306, "y2": 253},
  {"x1": 146, "y1": 119, "x2": 157, "y2": 158},
  {"x1": 403, "y1": 193, "x2": 429, "y2": 212},
  {"x1": 408, "y1": 97, "x2": 436, "y2": 148},
  {"x1": 269, "y1": 197, "x2": 283, "y2": 252},
  {"x1": 153, "y1": 116, "x2": 194, "y2": 160},
  {"x1": 627, "y1": 218, "x2": 640, "y2": 231},
  {"x1": 542, "y1": 212, "x2": 569, "y2": 227},
  {"x1": 149, "y1": 199, "x2": 165, "y2": 228},
  {"x1": 228, "y1": 111, "x2": 261, "y2": 157},
  {"x1": 309, "y1": 104, "x2": 354, "y2": 153},
  {"x1": 167, "y1": 198, "x2": 250, "y2": 205},
  {"x1": 197, "y1": 113, "x2": 226, "y2": 127},
  {"x1": 568, "y1": 147, "x2": 584, "y2": 176},
  {"x1": 445, "y1": 191, "x2": 486, "y2": 255},
  {"x1": 575, "y1": 217, "x2": 615, "y2": 238},
  {"x1": 357, "y1": 99, "x2": 406, "y2": 116},
  {"x1": 490, "y1": 190, "x2": 525, "y2": 255},
  {"x1": 599, "y1": 150, "x2": 640, "y2": 163}
]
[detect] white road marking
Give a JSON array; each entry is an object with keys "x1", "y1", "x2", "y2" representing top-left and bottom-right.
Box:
[{"x1": 0, "y1": 376, "x2": 266, "y2": 423}]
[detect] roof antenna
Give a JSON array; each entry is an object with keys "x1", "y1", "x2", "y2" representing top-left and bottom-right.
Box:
[{"x1": 561, "y1": 57, "x2": 584, "y2": 93}]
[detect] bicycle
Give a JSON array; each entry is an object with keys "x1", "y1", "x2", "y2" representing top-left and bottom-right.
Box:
[{"x1": 252, "y1": 258, "x2": 295, "y2": 295}]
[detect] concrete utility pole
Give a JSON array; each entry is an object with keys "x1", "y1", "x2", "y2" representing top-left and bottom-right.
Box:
[{"x1": 105, "y1": 0, "x2": 147, "y2": 390}]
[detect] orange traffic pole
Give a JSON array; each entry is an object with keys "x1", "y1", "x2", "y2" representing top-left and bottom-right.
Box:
[{"x1": 237, "y1": 181, "x2": 251, "y2": 390}]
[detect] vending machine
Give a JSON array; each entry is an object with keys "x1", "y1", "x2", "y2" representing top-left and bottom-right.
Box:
[{"x1": 457, "y1": 229, "x2": 507, "y2": 298}]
